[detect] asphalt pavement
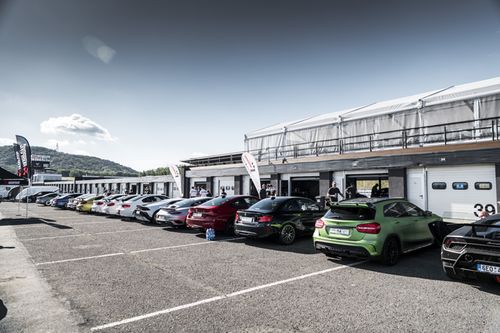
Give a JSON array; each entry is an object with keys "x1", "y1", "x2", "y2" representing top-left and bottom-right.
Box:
[{"x1": 0, "y1": 202, "x2": 498, "y2": 333}]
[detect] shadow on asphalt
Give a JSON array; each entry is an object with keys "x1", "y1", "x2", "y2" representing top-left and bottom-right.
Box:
[
  {"x1": 163, "y1": 227, "x2": 200, "y2": 234},
  {"x1": 0, "y1": 299, "x2": 7, "y2": 321},
  {"x1": 239, "y1": 236, "x2": 318, "y2": 255},
  {"x1": 0, "y1": 218, "x2": 72, "y2": 229},
  {"x1": 339, "y1": 246, "x2": 500, "y2": 295},
  {"x1": 0, "y1": 246, "x2": 15, "y2": 250}
]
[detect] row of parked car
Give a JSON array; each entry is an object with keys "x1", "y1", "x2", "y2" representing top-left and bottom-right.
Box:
[{"x1": 35, "y1": 191, "x2": 500, "y2": 283}]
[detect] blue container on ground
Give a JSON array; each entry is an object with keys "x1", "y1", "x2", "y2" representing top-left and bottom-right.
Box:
[{"x1": 206, "y1": 228, "x2": 215, "y2": 241}]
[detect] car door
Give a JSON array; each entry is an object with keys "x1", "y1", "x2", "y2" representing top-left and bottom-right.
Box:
[
  {"x1": 297, "y1": 198, "x2": 321, "y2": 232},
  {"x1": 382, "y1": 202, "x2": 414, "y2": 250},
  {"x1": 279, "y1": 199, "x2": 302, "y2": 228},
  {"x1": 400, "y1": 202, "x2": 434, "y2": 246}
]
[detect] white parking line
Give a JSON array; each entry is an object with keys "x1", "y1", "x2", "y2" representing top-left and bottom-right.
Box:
[
  {"x1": 129, "y1": 237, "x2": 245, "y2": 254},
  {"x1": 20, "y1": 228, "x2": 157, "y2": 241},
  {"x1": 35, "y1": 252, "x2": 125, "y2": 266},
  {"x1": 90, "y1": 261, "x2": 365, "y2": 331},
  {"x1": 32, "y1": 237, "x2": 245, "y2": 265}
]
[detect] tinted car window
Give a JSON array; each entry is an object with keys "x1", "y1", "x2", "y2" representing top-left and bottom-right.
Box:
[
  {"x1": 400, "y1": 202, "x2": 423, "y2": 217},
  {"x1": 247, "y1": 198, "x2": 287, "y2": 212},
  {"x1": 297, "y1": 198, "x2": 318, "y2": 211},
  {"x1": 231, "y1": 198, "x2": 249, "y2": 209},
  {"x1": 324, "y1": 206, "x2": 375, "y2": 220},
  {"x1": 280, "y1": 199, "x2": 302, "y2": 212},
  {"x1": 383, "y1": 202, "x2": 406, "y2": 218}
]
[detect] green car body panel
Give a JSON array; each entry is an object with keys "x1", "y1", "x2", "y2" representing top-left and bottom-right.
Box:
[{"x1": 313, "y1": 198, "x2": 442, "y2": 259}]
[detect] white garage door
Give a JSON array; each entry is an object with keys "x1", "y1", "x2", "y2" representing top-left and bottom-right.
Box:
[{"x1": 427, "y1": 164, "x2": 497, "y2": 221}]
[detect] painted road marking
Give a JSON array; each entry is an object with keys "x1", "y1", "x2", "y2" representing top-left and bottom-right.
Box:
[
  {"x1": 20, "y1": 228, "x2": 157, "y2": 241},
  {"x1": 35, "y1": 252, "x2": 125, "y2": 266},
  {"x1": 129, "y1": 237, "x2": 245, "y2": 254},
  {"x1": 90, "y1": 261, "x2": 365, "y2": 331},
  {"x1": 33, "y1": 237, "x2": 245, "y2": 265}
]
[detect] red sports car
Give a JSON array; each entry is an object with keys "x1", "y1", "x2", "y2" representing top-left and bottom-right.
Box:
[{"x1": 186, "y1": 195, "x2": 259, "y2": 234}]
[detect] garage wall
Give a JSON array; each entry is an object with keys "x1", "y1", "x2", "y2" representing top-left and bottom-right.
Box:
[{"x1": 213, "y1": 176, "x2": 235, "y2": 196}]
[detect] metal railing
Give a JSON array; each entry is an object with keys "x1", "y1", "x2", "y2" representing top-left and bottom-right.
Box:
[{"x1": 248, "y1": 116, "x2": 500, "y2": 162}]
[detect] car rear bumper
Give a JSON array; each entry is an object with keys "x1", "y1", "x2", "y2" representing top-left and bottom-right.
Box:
[
  {"x1": 441, "y1": 245, "x2": 500, "y2": 278},
  {"x1": 187, "y1": 217, "x2": 225, "y2": 231},
  {"x1": 235, "y1": 223, "x2": 275, "y2": 238},
  {"x1": 314, "y1": 241, "x2": 371, "y2": 258}
]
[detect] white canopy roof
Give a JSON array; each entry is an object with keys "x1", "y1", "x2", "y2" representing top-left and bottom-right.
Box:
[{"x1": 246, "y1": 76, "x2": 500, "y2": 139}]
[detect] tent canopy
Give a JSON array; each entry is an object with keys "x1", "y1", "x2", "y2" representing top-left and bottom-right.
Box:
[{"x1": 0, "y1": 167, "x2": 28, "y2": 185}]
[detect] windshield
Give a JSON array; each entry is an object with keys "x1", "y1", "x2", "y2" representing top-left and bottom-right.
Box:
[
  {"x1": 248, "y1": 198, "x2": 287, "y2": 212},
  {"x1": 200, "y1": 196, "x2": 232, "y2": 207}
]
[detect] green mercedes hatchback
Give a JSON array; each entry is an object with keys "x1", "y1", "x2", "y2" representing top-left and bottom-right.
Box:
[{"x1": 313, "y1": 198, "x2": 442, "y2": 265}]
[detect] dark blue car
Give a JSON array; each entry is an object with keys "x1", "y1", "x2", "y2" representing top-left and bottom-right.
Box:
[{"x1": 54, "y1": 193, "x2": 82, "y2": 208}]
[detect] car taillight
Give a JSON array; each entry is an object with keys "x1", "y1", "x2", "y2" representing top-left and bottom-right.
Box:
[
  {"x1": 97, "y1": 202, "x2": 103, "y2": 205},
  {"x1": 187, "y1": 208, "x2": 193, "y2": 218},
  {"x1": 107, "y1": 202, "x2": 115, "y2": 206},
  {"x1": 122, "y1": 204, "x2": 131, "y2": 208},
  {"x1": 315, "y1": 219, "x2": 325, "y2": 228},
  {"x1": 356, "y1": 223, "x2": 381, "y2": 234},
  {"x1": 443, "y1": 237, "x2": 465, "y2": 251},
  {"x1": 258, "y1": 215, "x2": 273, "y2": 223},
  {"x1": 235, "y1": 213, "x2": 239, "y2": 221}
]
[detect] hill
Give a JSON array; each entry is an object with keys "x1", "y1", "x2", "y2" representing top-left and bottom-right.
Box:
[{"x1": 0, "y1": 145, "x2": 139, "y2": 177}]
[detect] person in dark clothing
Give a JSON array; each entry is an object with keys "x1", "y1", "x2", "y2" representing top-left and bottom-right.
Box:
[
  {"x1": 345, "y1": 183, "x2": 355, "y2": 199},
  {"x1": 371, "y1": 184, "x2": 380, "y2": 198},
  {"x1": 259, "y1": 184, "x2": 268, "y2": 200},
  {"x1": 326, "y1": 181, "x2": 344, "y2": 203}
]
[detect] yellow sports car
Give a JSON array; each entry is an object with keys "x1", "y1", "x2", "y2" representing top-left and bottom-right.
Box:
[{"x1": 76, "y1": 195, "x2": 104, "y2": 213}]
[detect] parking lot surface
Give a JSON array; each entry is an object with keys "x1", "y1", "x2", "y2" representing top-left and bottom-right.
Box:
[{"x1": 1, "y1": 202, "x2": 499, "y2": 332}]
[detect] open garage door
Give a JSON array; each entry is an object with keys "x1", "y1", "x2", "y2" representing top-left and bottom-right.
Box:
[
  {"x1": 290, "y1": 177, "x2": 319, "y2": 200},
  {"x1": 345, "y1": 174, "x2": 389, "y2": 198}
]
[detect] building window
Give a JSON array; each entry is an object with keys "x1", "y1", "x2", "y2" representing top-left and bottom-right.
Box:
[
  {"x1": 474, "y1": 182, "x2": 492, "y2": 190},
  {"x1": 431, "y1": 182, "x2": 447, "y2": 190},
  {"x1": 452, "y1": 182, "x2": 468, "y2": 190}
]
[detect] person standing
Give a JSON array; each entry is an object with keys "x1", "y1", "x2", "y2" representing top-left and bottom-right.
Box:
[
  {"x1": 326, "y1": 181, "x2": 344, "y2": 203},
  {"x1": 371, "y1": 183, "x2": 380, "y2": 198},
  {"x1": 189, "y1": 186, "x2": 198, "y2": 198},
  {"x1": 259, "y1": 184, "x2": 268, "y2": 200},
  {"x1": 345, "y1": 183, "x2": 355, "y2": 199},
  {"x1": 199, "y1": 187, "x2": 208, "y2": 197},
  {"x1": 220, "y1": 187, "x2": 227, "y2": 196}
]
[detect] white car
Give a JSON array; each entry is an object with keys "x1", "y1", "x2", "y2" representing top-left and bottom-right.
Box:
[
  {"x1": 134, "y1": 198, "x2": 184, "y2": 223},
  {"x1": 116, "y1": 194, "x2": 168, "y2": 218},
  {"x1": 102, "y1": 194, "x2": 139, "y2": 215},
  {"x1": 91, "y1": 194, "x2": 125, "y2": 214}
]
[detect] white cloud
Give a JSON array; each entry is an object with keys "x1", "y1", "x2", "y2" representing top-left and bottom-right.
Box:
[
  {"x1": 82, "y1": 36, "x2": 116, "y2": 64},
  {"x1": 40, "y1": 114, "x2": 116, "y2": 141},
  {"x1": 0, "y1": 137, "x2": 14, "y2": 145},
  {"x1": 72, "y1": 149, "x2": 91, "y2": 156}
]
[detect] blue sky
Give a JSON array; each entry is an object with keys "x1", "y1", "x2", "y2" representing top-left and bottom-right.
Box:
[{"x1": 1, "y1": 0, "x2": 500, "y2": 171}]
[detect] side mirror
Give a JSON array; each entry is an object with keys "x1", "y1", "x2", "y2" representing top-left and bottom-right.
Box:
[{"x1": 424, "y1": 210, "x2": 433, "y2": 217}]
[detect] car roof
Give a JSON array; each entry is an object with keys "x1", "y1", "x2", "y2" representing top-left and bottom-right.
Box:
[{"x1": 338, "y1": 197, "x2": 405, "y2": 205}]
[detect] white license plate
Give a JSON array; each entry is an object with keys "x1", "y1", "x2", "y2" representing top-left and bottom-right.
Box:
[
  {"x1": 193, "y1": 212, "x2": 202, "y2": 218},
  {"x1": 329, "y1": 228, "x2": 350, "y2": 236},
  {"x1": 241, "y1": 216, "x2": 254, "y2": 223},
  {"x1": 477, "y1": 263, "x2": 500, "y2": 275}
]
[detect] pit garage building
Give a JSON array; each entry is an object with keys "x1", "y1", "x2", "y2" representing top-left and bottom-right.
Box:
[{"x1": 184, "y1": 77, "x2": 500, "y2": 222}]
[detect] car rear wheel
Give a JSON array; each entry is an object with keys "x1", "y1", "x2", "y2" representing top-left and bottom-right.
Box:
[
  {"x1": 381, "y1": 237, "x2": 400, "y2": 266},
  {"x1": 279, "y1": 224, "x2": 296, "y2": 245}
]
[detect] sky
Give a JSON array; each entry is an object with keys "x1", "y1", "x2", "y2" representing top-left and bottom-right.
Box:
[{"x1": 0, "y1": 0, "x2": 500, "y2": 171}]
